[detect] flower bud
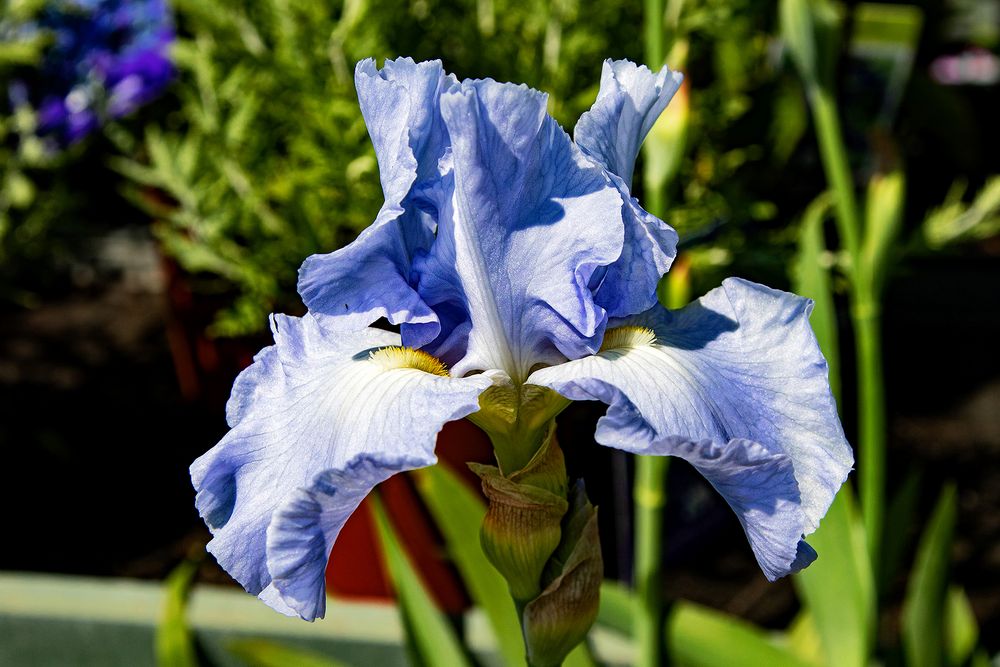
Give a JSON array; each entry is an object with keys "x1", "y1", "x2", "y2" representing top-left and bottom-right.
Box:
[
  {"x1": 523, "y1": 481, "x2": 603, "y2": 667},
  {"x1": 470, "y1": 426, "x2": 568, "y2": 601}
]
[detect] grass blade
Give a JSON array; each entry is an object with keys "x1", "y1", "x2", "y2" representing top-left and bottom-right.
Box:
[
  {"x1": 414, "y1": 464, "x2": 525, "y2": 666},
  {"x1": 370, "y1": 494, "x2": 472, "y2": 667},
  {"x1": 902, "y1": 483, "x2": 958, "y2": 667},
  {"x1": 667, "y1": 601, "x2": 810, "y2": 667},
  {"x1": 156, "y1": 559, "x2": 200, "y2": 667},
  {"x1": 227, "y1": 639, "x2": 349, "y2": 667}
]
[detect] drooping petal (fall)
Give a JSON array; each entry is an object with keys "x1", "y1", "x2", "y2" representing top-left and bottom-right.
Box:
[
  {"x1": 528, "y1": 278, "x2": 853, "y2": 579},
  {"x1": 191, "y1": 313, "x2": 491, "y2": 619}
]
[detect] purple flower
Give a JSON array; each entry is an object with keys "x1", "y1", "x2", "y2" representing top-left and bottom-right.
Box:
[{"x1": 26, "y1": 0, "x2": 174, "y2": 144}]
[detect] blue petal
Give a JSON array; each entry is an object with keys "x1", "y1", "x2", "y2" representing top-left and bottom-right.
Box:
[
  {"x1": 574, "y1": 59, "x2": 683, "y2": 187},
  {"x1": 590, "y1": 186, "x2": 679, "y2": 319},
  {"x1": 528, "y1": 278, "x2": 853, "y2": 578},
  {"x1": 575, "y1": 60, "x2": 684, "y2": 318},
  {"x1": 191, "y1": 313, "x2": 492, "y2": 619},
  {"x1": 266, "y1": 455, "x2": 426, "y2": 621},
  {"x1": 669, "y1": 438, "x2": 817, "y2": 580},
  {"x1": 413, "y1": 79, "x2": 625, "y2": 379},
  {"x1": 298, "y1": 58, "x2": 456, "y2": 343}
]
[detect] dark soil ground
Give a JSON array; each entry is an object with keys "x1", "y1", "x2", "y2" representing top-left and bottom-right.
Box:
[{"x1": 2, "y1": 232, "x2": 998, "y2": 655}]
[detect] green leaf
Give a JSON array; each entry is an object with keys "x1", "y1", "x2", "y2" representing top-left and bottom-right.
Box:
[
  {"x1": 596, "y1": 580, "x2": 634, "y2": 636},
  {"x1": 667, "y1": 601, "x2": 811, "y2": 667},
  {"x1": 413, "y1": 465, "x2": 525, "y2": 666},
  {"x1": 771, "y1": 80, "x2": 809, "y2": 165},
  {"x1": 945, "y1": 586, "x2": 979, "y2": 667},
  {"x1": 849, "y1": 4, "x2": 923, "y2": 127},
  {"x1": 227, "y1": 639, "x2": 349, "y2": 667},
  {"x1": 881, "y1": 469, "x2": 922, "y2": 593},
  {"x1": 370, "y1": 494, "x2": 472, "y2": 667},
  {"x1": 0, "y1": 35, "x2": 46, "y2": 67},
  {"x1": 643, "y1": 77, "x2": 689, "y2": 197},
  {"x1": 862, "y1": 169, "x2": 906, "y2": 295},
  {"x1": 563, "y1": 643, "x2": 597, "y2": 667},
  {"x1": 780, "y1": 0, "x2": 820, "y2": 87},
  {"x1": 902, "y1": 483, "x2": 958, "y2": 667},
  {"x1": 780, "y1": 0, "x2": 840, "y2": 89},
  {"x1": 852, "y1": 3, "x2": 923, "y2": 45},
  {"x1": 784, "y1": 612, "x2": 824, "y2": 667},
  {"x1": 923, "y1": 176, "x2": 1000, "y2": 249},
  {"x1": 793, "y1": 485, "x2": 874, "y2": 667},
  {"x1": 792, "y1": 192, "x2": 840, "y2": 401},
  {"x1": 156, "y1": 560, "x2": 199, "y2": 667}
]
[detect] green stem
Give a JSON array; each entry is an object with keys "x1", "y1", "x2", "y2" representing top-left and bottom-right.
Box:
[
  {"x1": 639, "y1": 3, "x2": 668, "y2": 664},
  {"x1": 643, "y1": 0, "x2": 666, "y2": 219},
  {"x1": 807, "y1": 82, "x2": 886, "y2": 569},
  {"x1": 808, "y1": 84, "x2": 861, "y2": 260},
  {"x1": 635, "y1": 455, "x2": 669, "y2": 667},
  {"x1": 644, "y1": 0, "x2": 664, "y2": 69},
  {"x1": 852, "y1": 290, "x2": 885, "y2": 569}
]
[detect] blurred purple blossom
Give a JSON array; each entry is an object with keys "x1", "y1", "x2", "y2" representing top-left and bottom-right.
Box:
[{"x1": 26, "y1": 0, "x2": 175, "y2": 144}]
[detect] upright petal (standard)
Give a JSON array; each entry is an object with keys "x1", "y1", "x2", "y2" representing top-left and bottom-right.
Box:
[
  {"x1": 575, "y1": 59, "x2": 684, "y2": 188},
  {"x1": 414, "y1": 79, "x2": 625, "y2": 379},
  {"x1": 298, "y1": 58, "x2": 457, "y2": 343},
  {"x1": 574, "y1": 59, "x2": 684, "y2": 318}
]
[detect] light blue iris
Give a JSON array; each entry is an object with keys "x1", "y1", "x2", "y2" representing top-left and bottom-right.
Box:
[{"x1": 191, "y1": 58, "x2": 853, "y2": 621}]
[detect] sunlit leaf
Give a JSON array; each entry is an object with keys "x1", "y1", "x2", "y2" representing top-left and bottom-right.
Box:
[
  {"x1": 794, "y1": 486, "x2": 874, "y2": 667},
  {"x1": 227, "y1": 639, "x2": 348, "y2": 667},
  {"x1": 784, "y1": 612, "x2": 824, "y2": 667},
  {"x1": 370, "y1": 494, "x2": 472, "y2": 667},
  {"x1": 563, "y1": 641, "x2": 597, "y2": 667},
  {"x1": 944, "y1": 586, "x2": 979, "y2": 667},
  {"x1": 923, "y1": 176, "x2": 1000, "y2": 249},
  {"x1": 667, "y1": 601, "x2": 810, "y2": 667},
  {"x1": 413, "y1": 464, "x2": 525, "y2": 666},
  {"x1": 862, "y1": 169, "x2": 906, "y2": 295},
  {"x1": 596, "y1": 580, "x2": 634, "y2": 636},
  {"x1": 156, "y1": 559, "x2": 199, "y2": 667},
  {"x1": 792, "y1": 192, "x2": 839, "y2": 401},
  {"x1": 902, "y1": 484, "x2": 958, "y2": 667}
]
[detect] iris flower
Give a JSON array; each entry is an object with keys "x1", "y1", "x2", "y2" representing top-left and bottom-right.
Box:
[{"x1": 191, "y1": 58, "x2": 853, "y2": 621}]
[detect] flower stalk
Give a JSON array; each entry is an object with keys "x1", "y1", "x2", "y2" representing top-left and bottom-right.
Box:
[
  {"x1": 781, "y1": 0, "x2": 889, "y2": 572},
  {"x1": 808, "y1": 83, "x2": 889, "y2": 569},
  {"x1": 472, "y1": 424, "x2": 603, "y2": 667},
  {"x1": 634, "y1": 454, "x2": 669, "y2": 667}
]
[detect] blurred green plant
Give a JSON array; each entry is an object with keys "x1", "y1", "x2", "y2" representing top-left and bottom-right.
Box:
[
  {"x1": 157, "y1": 557, "x2": 200, "y2": 667},
  {"x1": 114, "y1": 0, "x2": 386, "y2": 336},
  {"x1": 923, "y1": 176, "x2": 1000, "y2": 249},
  {"x1": 113, "y1": 0, "x2": 665, "y2": 338},
  {"x1": 226, "y1": 641, "x2": 348, "y2": 667}
]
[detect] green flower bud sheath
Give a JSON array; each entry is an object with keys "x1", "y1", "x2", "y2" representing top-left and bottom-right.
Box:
[{"x1": 469, "y1": 384, "x2": 603, "y2": 667}]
